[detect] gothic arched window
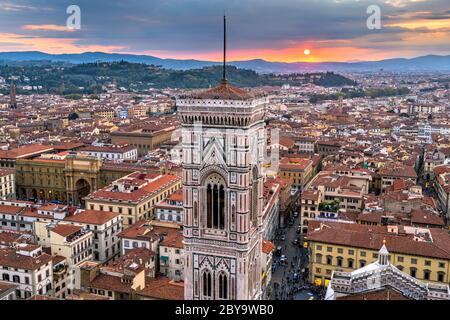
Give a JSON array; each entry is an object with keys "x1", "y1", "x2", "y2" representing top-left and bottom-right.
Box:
[
  {"x1": 218, "y1": 273, "x2": 228, "y2": 299},
  {"x1": 202, "y1": 270, "x2": 212, "y2": 298},
  {"x1": 205, "y1": 174, "x2": 225, "y2": 230}
]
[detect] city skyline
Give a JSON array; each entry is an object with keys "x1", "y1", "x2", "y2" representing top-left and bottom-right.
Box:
[{"x1": 0, "y1": 0, "x2": 449, "y2": 62}]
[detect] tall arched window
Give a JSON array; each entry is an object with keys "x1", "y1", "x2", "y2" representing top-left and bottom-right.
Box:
[
  {"x1": 202, "y1": 270, "x2": 212, "y2": 298},
  {"x1": 205, "y1": 174, "x2": 225, "y2": 230},
  {"x1": 218, "y1": 273, "x2": 228, "y2": 299}
]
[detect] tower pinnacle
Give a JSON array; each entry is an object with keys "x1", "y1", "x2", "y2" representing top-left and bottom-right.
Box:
[{"x1": 222, "y1": 15, "x2": 227, "y2": 84}]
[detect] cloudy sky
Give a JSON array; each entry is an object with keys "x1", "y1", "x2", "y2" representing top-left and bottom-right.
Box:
[{"x1": 0, "y1": 0, "x2": 449, "y2": 62}]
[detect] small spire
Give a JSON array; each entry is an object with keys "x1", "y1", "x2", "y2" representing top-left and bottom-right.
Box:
[
  {"x1": 222, "y1": 14, "x2": 227, "y2": 84},
  {"x1": 378, "y1": 238, "x2": 389, "y2": 266}
]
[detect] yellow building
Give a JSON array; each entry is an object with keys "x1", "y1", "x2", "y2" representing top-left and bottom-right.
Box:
[
  {"x1": 278, "y1": 157, "x2": 313, "y2": 190},
  {"x1": 306, "y1": 220, "x2": 450, "y2": 288},
  {"x1": 85, "y1": 172, "x2": 181, "y2": 226},
  {"x1": 15, "y1": 153, "x2": 157, "y2": 206},
  {"x1": 111, "y1": 124, "x2": 176, "y2": 157},
  {"x1": 95, "y1": 109, "x2": 116, "y2": 120}
]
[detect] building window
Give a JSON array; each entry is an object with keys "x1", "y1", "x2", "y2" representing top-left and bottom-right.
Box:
[
  {"x1": 218, "y1": 273, "x2": 228, "y2": 299},
  {"x1": 410, "y1": 268, "x2": 417, "y2": 278},
  {"x1": 206, "y1": 179, "x2": 225, "y2": 230},
  {"x1": 315, "y1": 254, "x2": 322, "y2": 264},
  {"x1": 359, "y1": 260, "x2": 366, "y2": 268},
  {"x1": 337, "y1": 257, "x2": 343, "y2": 267},
  {"x1": 423, "y1": 270, "x2": 431, "y2": 280},
  {"x1": 348, "y1": 259, "x2": 354, "y2": 268},
  {"x1": 326, "y1": 256, "x2": 332, "y2": 265},
  {"x1": 202, "y1": 270, "x2": 212, "y2": 299},
  {"x1": 411, "y1": 258, "x2": 417, "y2": 265},
  {"x1": 397, "y1": 256, "x2": 404, "y2": 263},
  {"x1": 438, "y1": 272, "x2": 445, "y2": 282},
  {"x1": 424, "y1": 260, "x2": 431, "y2": 267},
  {"x1": 360, "y1": 251, "x2": 366, "y2": 257}
]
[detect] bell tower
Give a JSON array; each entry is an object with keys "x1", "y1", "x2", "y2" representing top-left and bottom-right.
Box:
[
  {"x1": 9, "y1": 80, "x2": 17, "y2": 109},
  {"x1": 178, "y1": 16, "x2": 268, "y2": 300}
]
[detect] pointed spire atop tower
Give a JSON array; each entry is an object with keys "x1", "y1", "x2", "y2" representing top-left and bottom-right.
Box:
[{"x1": 222, "y1": 14, "x2": 227, "y2": 84}]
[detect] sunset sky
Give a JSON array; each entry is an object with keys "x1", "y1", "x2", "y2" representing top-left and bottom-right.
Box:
[{"x1": 0, "y1": 0, "x2": 449, "y2": 62}]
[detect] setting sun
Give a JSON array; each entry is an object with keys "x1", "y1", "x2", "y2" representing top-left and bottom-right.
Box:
[{"x1": 304, "y1": 49, "x2": 311, "y2": 56}]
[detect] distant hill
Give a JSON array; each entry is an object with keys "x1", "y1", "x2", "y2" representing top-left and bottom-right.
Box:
[
  {"x1": 0, "y1": 51, "x2": 449, "y2": 73},
  {"x1": 0, "y1": 62, "x2": 358, "y2": 94}
]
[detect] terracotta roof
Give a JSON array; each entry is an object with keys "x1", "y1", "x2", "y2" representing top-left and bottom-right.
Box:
[
  {"x1": 51, "y1": 224, "x2": 83, "y2": 237},
  {"x1": 0, "y1": 144, "x2": 53, "y2": 159},
  {"x1": 0, "y1": 281, "x2": 16, "y2": 296},
  {"x1": 306, "y1": 220, "x2": 450, "y2": 260},
  {"x1": 262, "y1": 240, "x2": 275, "y2": 254},
  {"x1": 160, "y1": 231, "x2": 183, "y2": 249},
  {"x1": 0, "y1": 248, "x2": 52, "y2": 270},
  {"x1": 87, "y1": 174, "x2": 180, "y2": 203},
  {"x1": 64, "y1": 210, "x2": 120, "y2": 225},
  {"x1": 410, "y1": 209, "x2": 445, "y2": 226},
  {"x1": 89, "y1": 274, "x2": 133, "y2": 294},
  {"x1": 118, "y1": 220, "x2": 180, "y2": 242},
  {"x1": 187, "y1": 80, "x2": 256, "y2": 101},
  {"x1": 0, "y1": 205, "x2": 24, "y2": 215},
  {"x1": 136, "y1": 277, "x2": 184, "y2": 300},
  {"x1": 280, "y1": 157, "x2": 313, "y2": 171}
]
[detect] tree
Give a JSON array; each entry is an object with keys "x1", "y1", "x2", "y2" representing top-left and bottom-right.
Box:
[{"x1": 68, "y1": 112, "x2": 79, "y2": 121}]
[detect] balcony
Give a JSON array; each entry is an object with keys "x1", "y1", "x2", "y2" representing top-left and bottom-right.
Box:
[{"x1": 318, "y1": 200, "x2": 340, "y2": 213}]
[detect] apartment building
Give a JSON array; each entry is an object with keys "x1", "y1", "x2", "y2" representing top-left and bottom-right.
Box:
[
  {"x1": 300, "y1": 168, "x2": 371, "y2": 233},
  {"x1": 154, "y1": 189, "x2": 183, "y2": 223},
  {"x1": 159, "y1": 230, "x2": 184, "y2": 280},
  {"x1": 306, "y1": 220, "x2": 450, "y2": 288},
  {"x1": 279, "y1": 157, "x2": 314, "y2": 191},
  {"x1": 79, "y1": 144, "x2": 138, "y2": 161},
  {"x1": 0, "y1": 244, "x2": 53, "y2": 299},
  {"x1": 49, "y1": 224, "x2": 93, "y2": 266},
  {"x1": 85, "y1": 172, "x2": 181, "y2": 226},
  {"x1": 433, "y1": 165, "x2": 450, "y2": 220},
  {"x1": 63, "y1": 210, "x2": 122, "y2": 263},
  {"x1": 0, "y1": 169, "x2": 15, "y2": 199}
]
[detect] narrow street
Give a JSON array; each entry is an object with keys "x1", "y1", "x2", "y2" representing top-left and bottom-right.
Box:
[{"x1": 269, "y1": 212, "x2": 322, "y2": 300}]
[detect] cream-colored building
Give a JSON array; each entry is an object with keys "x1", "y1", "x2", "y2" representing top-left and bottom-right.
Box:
[
  {"x1": 0, "y1": 169, "x2": 15, "y2": 199},
  {"x1": 50, "y1": 224, "x2": 93, "y2": 266},
  {"x1": 85, "y1": 172, "x2": 181, "y2": 227},
  {"x1": 159, "y1": 231, "x2": 184, "y2": 280}
]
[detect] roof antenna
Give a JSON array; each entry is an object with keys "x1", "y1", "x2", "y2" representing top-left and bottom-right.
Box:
[{"x1": 222, "y1": 14, "x2": 227, "y2": 84}]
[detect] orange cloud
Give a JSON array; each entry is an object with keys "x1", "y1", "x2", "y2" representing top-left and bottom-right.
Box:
[
  {"x1": 385, "y1": 19, "x2": 450, "y2": 30},
  {"x1": 0, "y1": 33, "x2": 125, "y2": 54},
  {"x1": 22, "y1": 24, "x2": 74, "y2": 32}
]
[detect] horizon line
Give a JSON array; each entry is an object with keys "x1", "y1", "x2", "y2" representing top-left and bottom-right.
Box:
[{"x1": 0, "y1": 50, "x2": 448, "y2": 65}]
